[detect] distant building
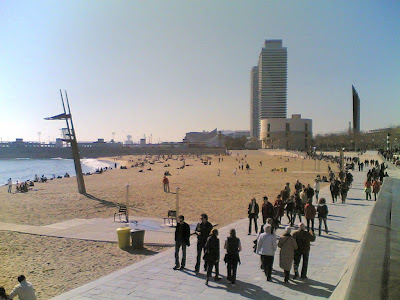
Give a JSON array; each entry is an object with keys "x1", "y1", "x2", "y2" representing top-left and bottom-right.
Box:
[
  {"x1": 259, "y1": 114, "x2": 312, "y2": 150},
  {"x1": 221, "y1": 130, "x2": 250, "y2": 138},
  {"x1": 250, "y1": 66, "x2": 259, "y2": 138},
  {"x1": 183, "y1": 129, "x2": 222, "y2": 147},
  {"x1": 352, "y1": 85, "x2": 361, "y2": 134}
]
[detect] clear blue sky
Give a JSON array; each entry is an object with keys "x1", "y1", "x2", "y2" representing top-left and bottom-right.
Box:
[{"x1": 0, "y1": 0, "x2": 399, "y2": 143}]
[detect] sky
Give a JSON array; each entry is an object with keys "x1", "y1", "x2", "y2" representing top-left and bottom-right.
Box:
[{"x1": 0, "y1": 0, "x2": 399, "y2": 143}]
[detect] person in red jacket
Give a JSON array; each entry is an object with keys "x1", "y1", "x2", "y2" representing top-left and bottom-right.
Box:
[
  {"x1": 304, "y1": 200, "x2": 316, "y2": 232},
  {"x1": 364, "y1": 179, "x2": 372, "y2": 200},
  {"x1": 163, "y1": 176, "x2": 170, "y2": 193},
  {"x1": 372, "y1": 180, "x2": 381, "y2": 201}
]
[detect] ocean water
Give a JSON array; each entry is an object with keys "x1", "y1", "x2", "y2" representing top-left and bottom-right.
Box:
[{"x1": 0, "y1": 158, "x2": 115, "y2": 184}]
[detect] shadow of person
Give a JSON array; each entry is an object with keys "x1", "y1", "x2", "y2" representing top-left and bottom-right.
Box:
[
  {"x1": 181, "y1": 269, "x2": 284, "y2": 299},
  {"x1": 319, "y1": 234, "x2": 359, "y2": 243},
  {"x1": 272, "y1": 270, "x2": 335, "y2": 298}
]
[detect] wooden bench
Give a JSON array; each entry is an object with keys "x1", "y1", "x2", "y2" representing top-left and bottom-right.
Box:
[
  {"x1": 163, "y1": 210, "x2": 177, "y2": 226},
  {"x1": 114, "y1": 204, "x2": 127, "y2": 222}
]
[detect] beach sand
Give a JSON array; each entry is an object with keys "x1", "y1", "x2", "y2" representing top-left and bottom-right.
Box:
[{"x1": 0, "y1": 150, "x2": 335, "y2": 298}]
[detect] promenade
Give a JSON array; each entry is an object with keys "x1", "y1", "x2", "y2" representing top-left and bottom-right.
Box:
[{"x1": 52, "y1": 156, "x2": 386, "y2": 300}]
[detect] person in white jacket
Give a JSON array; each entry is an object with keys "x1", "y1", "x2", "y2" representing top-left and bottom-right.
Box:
[
  {"x1": 313, "y1": 179, "x2": 320, "y2": 202},
  {"x1": 256, "y1": 224, "x2": 277, "y2": 281}
]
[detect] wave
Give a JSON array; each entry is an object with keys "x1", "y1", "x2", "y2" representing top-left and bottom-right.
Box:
[
  {"x1": 15, "y1": 158, "x2": 31, "y2": 160},
  {"x1": 50, "y1": 157, "x2": 67, "y2": 160},
  {"x1": 81, "y1": 158, "x2": 113, "y2": 171}
]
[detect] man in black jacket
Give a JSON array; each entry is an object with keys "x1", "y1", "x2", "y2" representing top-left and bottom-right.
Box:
[
  {"x1": 195, "y1": 213, "x2": 213, "y2": 274},
  {"x1": 248, "y1": 198, "x2": 259, "y2": 235},
  {"x1": 174, "y1": 215, "x2": 191, "y2": 270}
]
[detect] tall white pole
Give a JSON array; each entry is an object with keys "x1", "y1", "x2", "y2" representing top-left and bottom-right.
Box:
[
  {"x1": 126, "y1": 184, "x2": 130, "y2": 222},
  {"x1": 176, "y1": 187, "x2": 180, "y2": 218}
]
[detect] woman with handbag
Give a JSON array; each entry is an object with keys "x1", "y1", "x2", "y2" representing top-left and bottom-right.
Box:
[{"x1": 224, "y1": 229, "x2": 241, "y2": 286}]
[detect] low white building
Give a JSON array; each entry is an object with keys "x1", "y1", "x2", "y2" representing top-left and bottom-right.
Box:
[{"x1": 260, "y1": 114, "x2": 312, "y2": 150}]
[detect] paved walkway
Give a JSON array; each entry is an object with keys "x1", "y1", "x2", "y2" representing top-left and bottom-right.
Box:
[
  {"x1": 0, "y1": 216, "x2": 199, "y2": 246},
  {"x1": 52, "y1": 153, "x2": 390, "y2": 300}
]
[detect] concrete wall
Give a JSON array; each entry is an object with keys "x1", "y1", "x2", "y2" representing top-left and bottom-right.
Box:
[{"x1": 330, "y1": 177, "x2": 400, "y2": 300}]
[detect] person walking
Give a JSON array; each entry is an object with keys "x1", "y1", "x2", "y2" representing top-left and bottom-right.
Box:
[
  {"x1": 317, "y1": 198, "x2": 329, "y2": 236},
  {"x1": 204, "y1": 229, "x2": 221, "y2": 285},
  {"x1": 313, "y1": 179, "x2": 320, "y2": 202},
  {"x1": 294, "y1": 180, "x2": 303, "y2": 195},
  {"x1": 278, "y1": 227, "x2": 298, "y2": 283},
  {"x1": 304, "y1": 200, "x2": 316, "y2": 232},
  {"x1": 292, "y1": 193, "x2": 303, "y2": 226},
  {"x1": 163, "y1": 176, "x2": 170, "y2": 193},
  {"x1": 261, "y1": 196, "x2": 274, "y2": 226},
  {"x1": 256, "y1": 224, "x2": 277, "y2": 281},
  {"x1": 305, "y1": 184, "x2": 314, "y2": 202},
  {"x1": 293, "y1": 223, "x2": 316, "y2": 279},
  {"x1": 372, "y1": 180, "x2": 381, "y2": 201},
  {"x1": 340, "y1": 181, "x2": 349, "y2": 203},
  {"x1": 274, "y1": 195, "x2": 285, "y2": 224},
  {"x1": 195, "y1": 214, "x2": 213, "y2": 274},
  {"x1": 300, "y1": 186, "x2": 308, "y2": 208},
  {"x1": 7, "y1": 178, "x2": 12, "y2": 193},
  {"x1": 9, "y1": 275, "x2": 37, "y2": 300},
  {"x1": 248, "y1": 198, "x2": 259, "y2": 235},
  {"x1": 224, "y1": 229, "x2": 241, "y2": 286},
  {"x1": 365, "y1": 178, "x2": 372, "y2": 200},
  {"x1": 173, "y1": 215, "x2": 190, "y2": 270},
  {"x1": 285, "y1": 195, "x2": 295, "y2": 226}
]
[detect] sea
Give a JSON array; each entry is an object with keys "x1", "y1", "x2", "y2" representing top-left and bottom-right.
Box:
[{"x1": 0, "y1": 158, "x2": 115, "y2": 184}]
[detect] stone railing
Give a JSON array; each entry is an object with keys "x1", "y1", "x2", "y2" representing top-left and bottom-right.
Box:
[{"x1": 330, "y1": 177, "x2": 400, "y2": 300}]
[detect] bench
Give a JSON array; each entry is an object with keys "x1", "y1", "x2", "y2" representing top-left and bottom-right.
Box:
[
  {"x1": 114, "y1": 204, "x2": 127, "y2": 222},
  {"x1": 163, "y1": 210, "x2": 177, "y2": 226}
]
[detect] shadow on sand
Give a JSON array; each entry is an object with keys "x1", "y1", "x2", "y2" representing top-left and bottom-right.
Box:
[
  {"x1": 181, "y1": 269, "x2": 283, "y2": 299},
  {"x1": 84, "y1": 193, "x2": 116, "y2": 207},
  {"x1": 84, "y1": 193, "x2": 145, "y2": 213},
  {"x1": 121, "y1": 246, "x2": 160, "y2": 255}
]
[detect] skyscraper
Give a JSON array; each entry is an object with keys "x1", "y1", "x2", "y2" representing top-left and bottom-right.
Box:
[
  {"x1": 352, "y1": 85, "x2": 360, "y2": 134},
  {"x1": 251, "y1": 40, "x2": 287, "y2": 139},
  {"x1": 258, "y1": 40, "x2": 288, "y2": 119},
  {"x1": 250, "y1": 66, "x2": 259, "y2": 138}
]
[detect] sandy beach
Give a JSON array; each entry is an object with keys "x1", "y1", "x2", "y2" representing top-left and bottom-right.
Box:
[{"x1": 0, "y1": 150, "x2": 335, "y2": 298}]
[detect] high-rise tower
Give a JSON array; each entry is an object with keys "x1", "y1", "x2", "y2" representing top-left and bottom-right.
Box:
[
  {"x1": 250, "y1": 66, "x2": 259, "y2": 138},
  {"x1": 258, "y1": 40, "x2": 287, "y2": 120},
  {"x1": 352, "y1": 85, "x2": 360, "y2": 134}
]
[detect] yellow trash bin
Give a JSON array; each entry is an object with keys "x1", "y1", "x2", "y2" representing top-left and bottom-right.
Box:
[
  {"x1": 280, "y1": 167, "x2": 284, "y2": 172},
  {"x1": 117, "y1": 227, "x2": 131, "y2": 249}
]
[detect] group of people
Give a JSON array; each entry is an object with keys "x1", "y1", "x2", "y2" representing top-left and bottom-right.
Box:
[
  {"x1": 255, "y1": 223, "x2": 315, "y2": 283},
  {"x1": 248, "y1": 179, "x2": 330, "y2": 236},
  {"x1": 174, "y1": 214, "x2": 242, "y2": 286},
  {"x1": 0, "y1": 275, "x2": 36, "y2": 300},
  {"x1": 6, "y1": 178, "x2": 35, "y2": 194},
  {"x1": 174, "y1": 196, "x2": 324, "y2": 287}
]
